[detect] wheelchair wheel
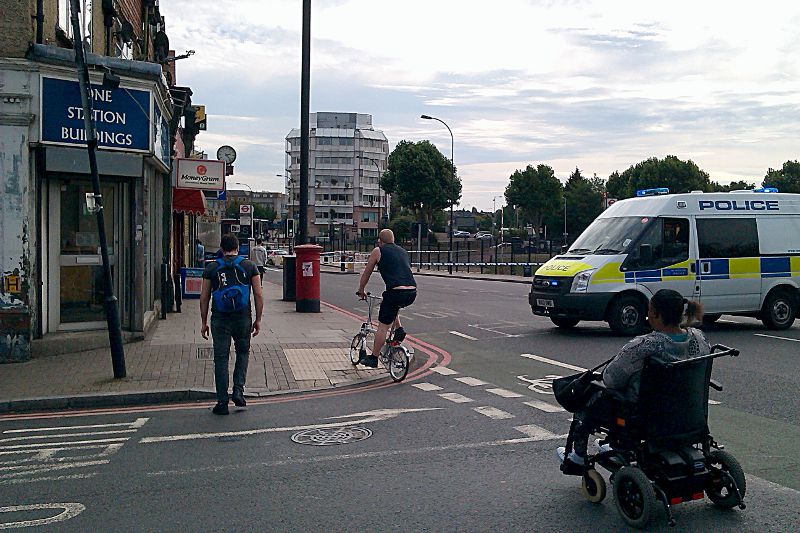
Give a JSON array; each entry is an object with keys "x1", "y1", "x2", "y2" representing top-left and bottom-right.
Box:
[
  {"x1": 582, "y1": 468, "x2": 607, "y2": 504},
  {"x1": 613, "y1": 466, "x2": 657, "y2": 529},
  {"x1": 706, "y1": 450, "x2": 746, "y2": 508}
]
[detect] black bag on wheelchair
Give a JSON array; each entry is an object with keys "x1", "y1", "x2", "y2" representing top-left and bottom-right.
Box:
[
  {"x1": 552, "y1": 356, "x2": 615, "y2": 413},
  {"x1": 552, "y1": 371, "x2": 596, "y2": 413}
]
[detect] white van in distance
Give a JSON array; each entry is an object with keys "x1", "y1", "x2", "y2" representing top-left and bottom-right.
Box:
[{"x1": 529, "y1": 188, "x2": 800, "y2": 335}]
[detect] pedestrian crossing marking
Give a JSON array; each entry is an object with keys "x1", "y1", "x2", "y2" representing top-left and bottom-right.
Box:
[
  {"x1": 513, "y1": 424, "x2": 563, "y2": 440},
  {"x1": 486, "y1": 388, "x2": 524, "y2": 398},
  {"x1": 438, "y1": 393, "x2": 473, "y2": 403},
  {"x1": 455, "y1": 377, "x2": 488, "y2": 386},
  {"x1": 473, "y1": 407, "x2": 514, "y2": 420},
  {"x1": 431, "y1": 366, "x2": 458, "y2": 375},
  {"x1": 523, "y1": 399, "x2": 565, "y2": 413},
  {"x1": 412, "y1": 383, "x2": 443, "y2": 392}
]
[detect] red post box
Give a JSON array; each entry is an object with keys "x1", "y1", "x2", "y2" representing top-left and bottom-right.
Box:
[{"x1": 294, "y1": 244, "x2": 322, "y2": 313}]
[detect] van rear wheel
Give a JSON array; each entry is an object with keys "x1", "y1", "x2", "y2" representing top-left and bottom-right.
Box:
[
  {"x1": 608, "y1": 295, "x2": 648, "y2": 336},
  {"x1": 761, "y1": 290, "x2": 797, "y2": 330}
]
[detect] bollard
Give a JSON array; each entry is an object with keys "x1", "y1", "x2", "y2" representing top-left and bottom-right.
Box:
[
  {"x1": 295, "y1": 244, "x2": 322, "y2": 313},
  {"x1": 283, "y1": 255, "x2": 297, "y2": 301}
]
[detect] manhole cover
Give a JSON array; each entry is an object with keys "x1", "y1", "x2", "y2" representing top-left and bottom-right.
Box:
[
  {"x1": 291, "y1": 426, "x2": 372, "y2": 446},
  {"x1": 196, "y1": 347, "x2": 214, "y2": 360}
]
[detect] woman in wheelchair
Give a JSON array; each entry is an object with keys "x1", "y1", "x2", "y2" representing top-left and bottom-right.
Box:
[
  {"x1": 554, "y1": 289, "x2": 745, "y2": 528},
  {"x1": 557, "y1": 289, "x2": 710, "y2": 474}
]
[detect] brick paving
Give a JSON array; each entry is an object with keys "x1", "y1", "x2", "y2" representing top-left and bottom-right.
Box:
[{"x1": 0, "y1": 281, "x2": 382, "y2": 408}]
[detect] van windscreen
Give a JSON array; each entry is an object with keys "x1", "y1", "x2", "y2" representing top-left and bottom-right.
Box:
[{"x1": 568, "y1": 217, "x2": 650, "y2": 255}]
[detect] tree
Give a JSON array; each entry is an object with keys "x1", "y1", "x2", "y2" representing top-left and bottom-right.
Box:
[
  {"x1": 381, "y1": 140, "x2": 461, "y2": 224},
  {"x1": 388, "y1": 215, "x2": 414, "y2": 241},
  {"x1": 710, "y1": 179, "x2": 756, "y2": 192},
  {"x1": 607, "y1": 156, "x2": 713, "y2": 199},
  {"x1": 763, "y1": 160, "x2": 800, "y2": 193},
  {"x1": 504, "y1": 164, "x2": 563, "y2": 234},
  {"x1": 563, "y1": 167, "x2": 603, "y2": 238},
  {"x1": 225, "y1": 201, "x2": 276, "y2": 223}
]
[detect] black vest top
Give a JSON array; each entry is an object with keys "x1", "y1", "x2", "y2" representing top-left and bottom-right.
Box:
[{"x1": 377, "y1": 243, "x2": 417, "y2": 289}]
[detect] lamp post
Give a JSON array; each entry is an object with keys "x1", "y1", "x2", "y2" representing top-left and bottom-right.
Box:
[
  {"x1": 563, "y1": 195, "x2": 568, "y2": 245},
  {"x1": 357, "y1": 156, "x2": 388, "y2": 229},
  {"x1": 493, "y1": 195, "x2": 504, "y2": 245},
  {"x1": 420, "y1": 114, "x2": 455, "y2": 274}
]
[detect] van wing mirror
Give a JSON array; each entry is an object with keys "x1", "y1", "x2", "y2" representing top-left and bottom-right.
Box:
[{"x1": 639, "y1": 243, "x2": 653, "y2": 265}]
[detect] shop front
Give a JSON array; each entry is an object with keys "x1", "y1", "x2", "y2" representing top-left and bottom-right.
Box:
[{"x1": 0, "y1": 47, "x2": 173, "y2": 359}]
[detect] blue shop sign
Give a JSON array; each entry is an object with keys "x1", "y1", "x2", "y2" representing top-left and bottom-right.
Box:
[{"x1": 40, "y1": 76, "x2": 151, "y2": 152}]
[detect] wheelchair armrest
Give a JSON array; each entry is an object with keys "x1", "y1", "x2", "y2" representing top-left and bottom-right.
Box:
[
  {"x1": 588, "y1": 380, "x2": 628, "y2": 402},
  {"x1": 709, "y1": 379, "x2": 723, "y2": 391}
]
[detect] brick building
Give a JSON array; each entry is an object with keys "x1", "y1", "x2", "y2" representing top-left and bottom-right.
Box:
[{"x1": 0, "y1": 0, "x2": 199, "y2": 361}]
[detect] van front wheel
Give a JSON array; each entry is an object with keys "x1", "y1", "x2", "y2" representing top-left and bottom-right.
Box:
[
  {"x1": 761, "y1": 290, "x2": 797, "y2": 330},
  {"x1": 608, "y1": 295, "x2": 648, "y2": 336}
]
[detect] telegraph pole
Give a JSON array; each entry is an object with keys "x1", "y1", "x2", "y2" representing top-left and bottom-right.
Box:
[{"x1": 69, "y1": 0, "x2": 126, "y2": 377}]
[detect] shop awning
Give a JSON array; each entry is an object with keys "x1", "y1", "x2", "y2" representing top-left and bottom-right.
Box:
[{"x1": 172, "y1": 188, "x2": 207, "y2": 215}]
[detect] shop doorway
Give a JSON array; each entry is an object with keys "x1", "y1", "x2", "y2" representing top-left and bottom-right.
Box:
[{"x1": 47, "y1": 180, "x2": 127, "y2": 331}]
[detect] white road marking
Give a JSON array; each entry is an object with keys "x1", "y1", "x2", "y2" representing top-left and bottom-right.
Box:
[
  {"x1": 2, "y1": 418, "x2": 149, "y2": 434},
  {"x1": 514, "y1": 424, "x2": 563, "y2": 440},
  {"x1": 486, "y1": 388, "x2": 524, "y2": 398},
  {"x1": 449, "y1": 330, "x2": 478, "y2": 341},
  {"x1": 716, "y1": 319, "x2": 740, "y2": 324},
  {"x1": 0, "y1": 473, "x2": 97, "y2": 486},
  {"x1": 754, "y1": 333, "x2": 800, "y2": 343},
  {"x1": 0, "y1": 460, "x2": 110, "y2": 479},
  {"x1": 0, "y1": 430, "x2": 137, "y2": 443},
  {"x1": 438, "y1": 393, "x2": 474, "y2": 403},
  {"x1": 141, "y1": 409, "x2": 437, "y2": 444},
  {"x1": 523, "y1": 399, "x2": 565, "y2": 413},
  {"x1": 0, "y1": 503, "x2": 85, "y2": 528},
  {"x1": 473, "y1": 407, "x2": 514, "y2": 420},
  {"x1": 411, "y1": 383, "x2": 443, "y2": 391},
  {"x1": 0, "y1": 438, "x2": 129, "y2": 451},
  {"x1": 455, "y1": 377, "x2": 488, "y2": 386},
  {"x1": 431, "y1": 366, "x2": 458, "y2": 375},
  {"x1": 147, "y1": 435, "x2": 568, "y2": 477},
  {"x1": 708, "y1": 400, "x2": 721, "y2": 405},
  {"x1": 520, "y1": 353, "x2": 586, "y2": 372}
]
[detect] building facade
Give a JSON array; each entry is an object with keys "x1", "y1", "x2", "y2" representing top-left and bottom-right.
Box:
[
  {"x1": 285, "y1": 112, "x2": 389, "y2": 241},
  {"x1": 0, "y1": 0, "x2": 193, "y2": 361},
  {"x1": 227, "y1": 189, "x2": 286, "y2": 218}
]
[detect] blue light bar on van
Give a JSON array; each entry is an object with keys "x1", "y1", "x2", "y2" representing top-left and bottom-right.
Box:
[
  {"x1": 753, "y1": 187, "x2": 778, "y2": 193},
  {"x1": 636, "y1": 188, "x2": 670, "y2": 197}
]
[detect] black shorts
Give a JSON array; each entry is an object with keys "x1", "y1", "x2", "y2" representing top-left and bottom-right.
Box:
[{"x1": 378, "y1": 289, "x2": 417, "y2": 325}]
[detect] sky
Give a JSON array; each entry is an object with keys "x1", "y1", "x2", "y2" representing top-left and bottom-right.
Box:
[{"x1": 161, "y1": 0, "x2": 800, "y2": 211}]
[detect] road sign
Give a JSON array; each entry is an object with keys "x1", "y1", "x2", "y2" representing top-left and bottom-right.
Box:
[
  {"x1": 606, "y1": 198, "x2": 618, "y2": 209},
  {"x1": 239, "y1": 204, "x2": 252, "y2": 215}
]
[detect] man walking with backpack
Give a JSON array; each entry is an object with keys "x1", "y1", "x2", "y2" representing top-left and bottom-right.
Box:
[{"x1": 200, "y1": 234, "x2": 263, "y2": 415}]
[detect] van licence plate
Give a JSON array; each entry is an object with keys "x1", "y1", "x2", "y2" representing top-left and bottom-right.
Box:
[{"x1": 536, "y1": 299, "x2": 554, "y2": 308}]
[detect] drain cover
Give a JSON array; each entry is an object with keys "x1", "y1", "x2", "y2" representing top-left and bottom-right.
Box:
[
  {"x1": 291, "y1": 426, "x2": 372, "y2": 446},
  {"x1": 196, "y1": 347, "x2": 214, "y2": 360}
]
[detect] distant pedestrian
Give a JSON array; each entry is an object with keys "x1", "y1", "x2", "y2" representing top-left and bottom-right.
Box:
[
  {"x1": 200, "y1": 233, "x2": 263, "y2": 415},
  {"x1": 253, "y1": 238, "x2": 268, "y2": 283},
  {"x1": 195, "y1": 239, "x2": 205, "y2": 267}
]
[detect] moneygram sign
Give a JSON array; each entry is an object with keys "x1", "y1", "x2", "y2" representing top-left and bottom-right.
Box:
[{"x1": 176, "y1": 158, "x2": 225, "y2": 190}]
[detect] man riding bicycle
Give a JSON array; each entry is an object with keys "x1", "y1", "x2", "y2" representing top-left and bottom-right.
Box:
[{"x1": 356, "y1": 229, "x2": 417, "y2": 367}]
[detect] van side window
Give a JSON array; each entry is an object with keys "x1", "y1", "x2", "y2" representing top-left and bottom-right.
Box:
[
  {"x1": 630, "y1": 217, "x2": 690, "y2": 269},
  {"x1": 697, "y1": 218, "x2": 758, "y2": 258}
]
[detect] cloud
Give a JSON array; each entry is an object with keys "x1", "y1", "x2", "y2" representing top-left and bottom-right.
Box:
[{"x1": 161, "y1": 0, "x2": 800, "y2": 210}]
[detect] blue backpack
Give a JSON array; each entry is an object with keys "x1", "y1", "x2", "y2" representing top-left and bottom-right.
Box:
[{"x1": 212, "y1": 256, "x2": 251, "y2": 313}]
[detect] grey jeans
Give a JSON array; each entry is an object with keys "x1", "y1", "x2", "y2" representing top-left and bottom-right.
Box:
[{"x1": 211, "y1": 312, "x2": 252, "y2": 403}]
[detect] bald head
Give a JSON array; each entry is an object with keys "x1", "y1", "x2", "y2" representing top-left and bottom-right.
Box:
[{"x1": 378, "y1": 229, "x2": 395, "y2": 244}]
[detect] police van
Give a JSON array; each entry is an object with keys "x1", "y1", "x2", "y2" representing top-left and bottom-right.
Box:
[{"x1": 529, "y1": 188, "x2": 800, "y2": 335}]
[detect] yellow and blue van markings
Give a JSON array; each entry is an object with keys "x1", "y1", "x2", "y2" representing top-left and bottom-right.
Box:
[{"x1": 611, "y1": 257, "x2": 799, "y2": 283}]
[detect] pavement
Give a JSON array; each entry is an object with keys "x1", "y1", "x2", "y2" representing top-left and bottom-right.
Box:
[
  {"x1": 0, "y1": 267, "x2": 528, "y2": 415},
  {"x1": 0, "y1": 280, "x2": 384, "y2": 413}
]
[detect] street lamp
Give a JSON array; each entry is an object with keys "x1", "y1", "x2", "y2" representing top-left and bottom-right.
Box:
[
  {"x1": 234, "y1": 182, "x2": 253, "y2": 193},
  {"x1": 493, "y1": 195, "x2": 504, "y2": 244},
  {"x1": 420, "y1": 114, "x2": 455, "y2": 274},
  {"x1": 563, "y1": 195, "x2": 568, "y2": 245},
  {"x1": 357, "y1": 155, "x2": 388, "y2": 229}
]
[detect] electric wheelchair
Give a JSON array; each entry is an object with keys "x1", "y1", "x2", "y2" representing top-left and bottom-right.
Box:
[{"x1": 563, "y1": 345, "x2": 746, "y2": 528}]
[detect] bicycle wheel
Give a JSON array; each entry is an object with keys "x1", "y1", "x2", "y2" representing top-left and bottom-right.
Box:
[
  {"x1": 388, "y1": 346, "x2": 409, "y2": 382},
  {"x1": 349, "y1": 334, "x2": 363, "y2": 365}
]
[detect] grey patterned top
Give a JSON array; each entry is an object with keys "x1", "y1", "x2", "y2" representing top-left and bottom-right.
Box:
[{"x1": 602, "y1": 328, "x2": 712, "y2": 402}]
